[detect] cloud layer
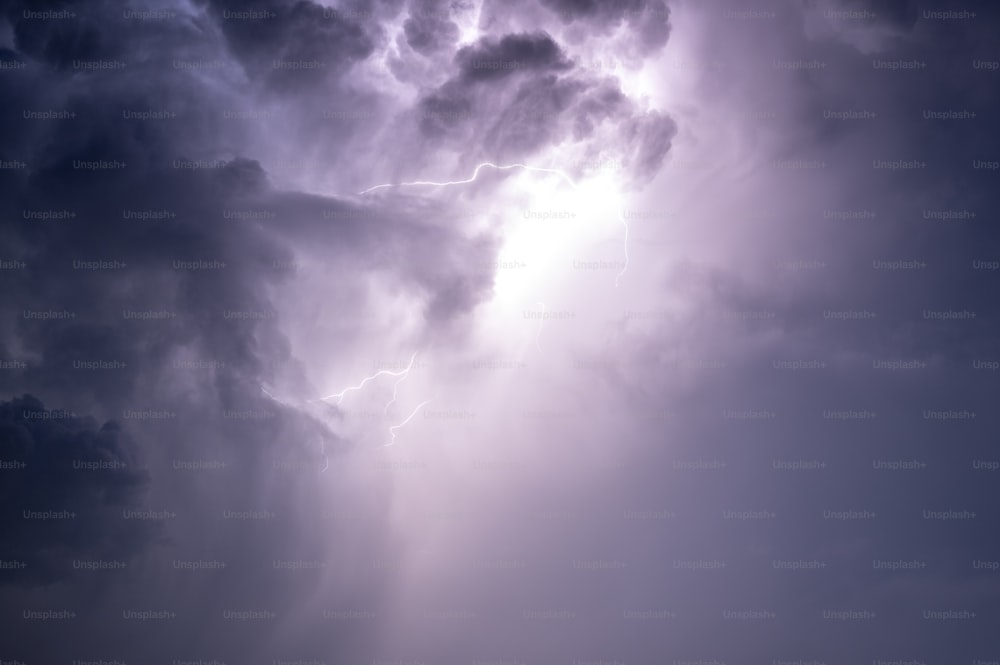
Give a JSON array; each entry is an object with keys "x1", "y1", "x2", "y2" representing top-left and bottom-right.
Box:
[{"x1": 1, "y1": 0, "x2": 999, "y2": 662}]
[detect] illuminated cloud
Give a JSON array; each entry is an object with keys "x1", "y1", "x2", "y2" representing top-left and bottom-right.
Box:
[{"x1": 1, "y1": 0, "x2": 998, "y2": 661}]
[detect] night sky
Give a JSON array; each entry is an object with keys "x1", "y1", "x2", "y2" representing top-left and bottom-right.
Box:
[{"x1": 1, "y1": 0, "x2": 999, "y2": 663}]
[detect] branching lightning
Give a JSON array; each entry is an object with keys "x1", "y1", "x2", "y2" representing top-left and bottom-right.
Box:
[
  {"x1": 314, "y1": 352, "x2": 418, "y2": 405},
  {"x1": 383, "y1": 360, "x2": 413, "y2": 414},
  {"x1": 358, "y1": 161, "x2": 630, "y2": 286},
  {"x1": 385, "y1": 399, "x2": 432, "y2": 447},
  {"x1": 310, "y1": 353, "x2": 431, "y2": 449},
  {"x1": 260, "y1": 160, "x2": 633, "y2": 463}
]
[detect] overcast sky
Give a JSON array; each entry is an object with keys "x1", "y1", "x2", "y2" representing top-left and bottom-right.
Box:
[{"x1": 1, "y1": 0, "x2": 999, "y2": 663}]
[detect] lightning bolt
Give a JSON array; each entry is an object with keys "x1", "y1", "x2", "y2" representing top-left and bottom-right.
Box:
[
  {"x1": 385, "y1": 399, "x2": 432, "y2": 447},
  {"x1": 259, "y1": 383, "x2": 304, "y2": 410},
  {"x1": 314, "y1": 352, "x2": 417, "y2": 405},
  {"x1": 261, "y1": 363, "x2": 430, "y2": 456},
  {"x1": 383, "y1": 353, "x2": 417, "y2": 414},
  {"x1": 268, "y1": 161, "x2": 631, "y2": 461},
  {"x1": 312, "y1": 354, "x2": 431, "y2": 450},
  {"x1": 358, "y1": 161, "x2": 578, "y2": 194},
  {"x1": 359, "y1": 161, "x2": 629, "y2": 287}
]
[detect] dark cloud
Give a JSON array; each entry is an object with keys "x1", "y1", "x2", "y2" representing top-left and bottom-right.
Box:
[
  {"x1": 537, "y1": 0, "x2": 671, "y2": 52},
  {"x1": 8, "y1": 0, "x2": 999, "y2": 661},
  {"x1": 619, "y1": 110, "x2": 677, "y2": 186},
  {"x1": 3, "y1": 1, "x2": 119, "y2": 70},
  {"x1": 415, "y1": 89, "x2": 475, "y2": 136},
  {"x1": 456, "y1": 31, "x2": 573, "y2": 82},
  {"x1": 480, "y1": 74, "x2": 588, "y2": 157},
  {"x1": 540, "y1": 0, "x2": 642, "y2": 21},
  {"x1": 567, "y1": 78, "x2": 626, "y2": 138},
  {"x1": 0, "y1": 3, "x2": 503, "y2": 658},
  {"x1": 205, "y1": 0, "x2": 377, "y2": 88},
  {"x1": 404, "y1": 25, "x2": 676, "y2": 178},
  {"x1": 0, "y1": 395, "x2": 153, "y2": 587},
  {"x1": 403, "y1": 0, "x2": 461, "y2": 55}
]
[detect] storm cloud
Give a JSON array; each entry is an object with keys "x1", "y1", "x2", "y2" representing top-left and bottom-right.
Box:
[{"x1": 1, "y1": 0, "x2": 999, "y2": 662}]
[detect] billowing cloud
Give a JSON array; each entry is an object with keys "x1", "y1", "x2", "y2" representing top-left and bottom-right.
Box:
[
  {"x1": 2, "y1": 0, "x2": 998, "y2": 661},
  {"x1": 403, "y1": 0, "x2": 461, "y2": 55},
  {"x1": 205, "y1": 0, "x2": 377, "y2": 87},
  {"x1": 0, "y1": 395, "x2": 152, "y2": 587}
]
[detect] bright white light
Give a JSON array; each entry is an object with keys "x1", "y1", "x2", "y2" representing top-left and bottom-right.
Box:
[
  {"x1": 455, "y1": 0, "x2": 483, "y2": 45},
  {"x1": 356, "y1": 160, "x2": 629, "y2": 309}
]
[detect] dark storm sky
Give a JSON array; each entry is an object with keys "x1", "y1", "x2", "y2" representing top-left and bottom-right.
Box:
[{"x1": 1, "y1": 0, "x2": 999, "y2": 663}]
